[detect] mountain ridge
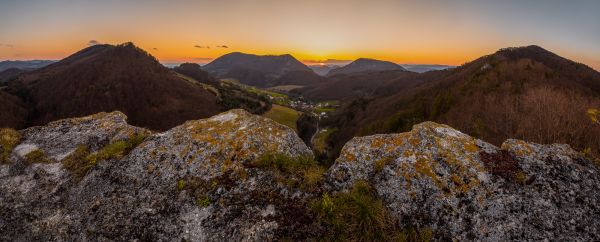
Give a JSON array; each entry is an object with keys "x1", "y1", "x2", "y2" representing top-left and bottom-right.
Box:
[
  {"x1": 1, "y1": 42, "x2": 222, "y2": 130},
  {"x1": 327, "y1": 58, "x2": 408, "y2": 77},
  {"x1": 202, "y1": 52, "x2": 318, "y2": 87}
]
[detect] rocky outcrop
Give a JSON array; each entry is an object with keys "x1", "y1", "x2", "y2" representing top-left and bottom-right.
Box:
[
  {"x1": 1, "y1": 109, "x2": 313, "y2": 241},
  {"x1": 327, "y1": 122, "x2": 600, "y2": 241},
  {"x1": 1, "y1": 112, "x2": 599, "y2": 241}
]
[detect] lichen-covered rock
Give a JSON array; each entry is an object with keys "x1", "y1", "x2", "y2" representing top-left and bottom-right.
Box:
[
  {"x1": 2, "y1": 112, "x2": 598, "y2": 241},
  {"x1": 327, "y1": 121, "x2": 600, "y2": 241},
  {"x1": 0, "y1": 111, "x2": 150, "y2": 241},
  {"x1": 72, "y1": 109, "x2": 314, "y2": 241},
  {"x1": 14, "y1": 111, "x2": 150, "y2": 161},
  {"x1": 0, "y1": 109, "x2": 313, "y2": 241}
]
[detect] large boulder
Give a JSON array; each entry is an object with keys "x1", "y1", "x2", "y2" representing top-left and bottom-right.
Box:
[
  {"x1": 0, "y1": 109, "x2": 313, "y2": 241},
  {"x1": 327, "y1": 121, "x2": 600, "y2": 241},
  {"x1": 0, "y1": 111, "x2": 150, "y2": 241}
]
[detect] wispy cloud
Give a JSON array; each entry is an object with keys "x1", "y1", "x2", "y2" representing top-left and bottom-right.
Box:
[
  {"x1": 194, "y1": 45, "x2": 210, "y2": 49},
  {"x1": 216, "y1": 45, "x2": 229, "y2": 48},
  {"x1": 0, "y1": 43, "x2": 14, "y2": 48},
  {"x1": 87, "y1": 40, "x2": 101, "y2": 46}
]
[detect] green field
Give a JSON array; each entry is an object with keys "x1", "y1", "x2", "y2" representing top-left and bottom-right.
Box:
[
  {"x1": 221, "y1": 79, "x2": 290, "y2": 105},
  {"x1": 262, "y1": 104, "x2": 300, "y2": 131},
  {"x1": 315, "y1": 100, "x2": 340, "y2": 113},
  {"x1": 315, "y1": 107, "x2": 336, "y2": 113}
]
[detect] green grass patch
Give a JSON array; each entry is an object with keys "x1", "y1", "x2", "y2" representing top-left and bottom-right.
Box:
[
  {"x1": 221, "y1": 78, "x2": 291, "y2": 105},
  {"x1": 62, "y1": 133, "x2": 148, "y2": 180},
  {"x1": 311, "y1": 180, "x2": 432, "y2": 241},
  {"x1": 311, "y1": 180, "x2": 392, "y2": 241},
  {"x1": 315, "y1": 107, "x2": 336, "y2": 113},
  {"x1": 0, "y1": 128, "x2": 21, "y2": 164},
  {"x1": 197, "y1": 195, "x2": 211, "y2": 207},
  {"x1": 23, "y1": 149, "x2": 50, "y2": 165},
  {"x1": 251, "y1": 152, "x2": 325, "y2": 191},
  {"x1": 262, "y1": 104, "x2": 300, "y2": 132}
]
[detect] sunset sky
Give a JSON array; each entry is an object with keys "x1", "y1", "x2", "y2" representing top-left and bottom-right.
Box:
[{"x1": 1, "y1": 0, "x2": 599, "y2": 69}]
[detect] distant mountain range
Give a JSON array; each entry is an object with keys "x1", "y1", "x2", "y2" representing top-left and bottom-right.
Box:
[
  {"x1": 0, "y1": 60, "x2": 55, "y2": 72},
  {"x1": 400, "y1": 64, "x2": 454, "y2": 73},
  {"x1": 327, "y1": 58, "x2": 407, "y2": 76},
  {"x1": 307, "y1": 62, "x2": 454, "y2": 76}
]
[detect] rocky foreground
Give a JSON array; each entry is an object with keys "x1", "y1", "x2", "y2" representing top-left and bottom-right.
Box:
[{"x1": 1, "y1": 110, "x2": 599, "y2": 241}]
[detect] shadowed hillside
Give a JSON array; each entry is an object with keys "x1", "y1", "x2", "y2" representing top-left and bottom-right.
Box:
[
  {"x1": 293, "y1": 70, "x2": 431, "y2": 101},
  {"x1": 0, "y1": 91, "x2": 28, "y2": 128},
  {"x1": 172, "y1": 63, "x2": 272, "y2": 115},
  {"x1": 1, "y1": 43, "x2": 221, "y2": 130},
  {"x1": 323, "y1": 45, "x2": 600, "y2": 160},
  {"x1": 173, "y1": 63, "x2": 219, "y2": 86}
]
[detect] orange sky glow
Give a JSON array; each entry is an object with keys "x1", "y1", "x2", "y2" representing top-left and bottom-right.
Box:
[{"x1": 1, "y1": 0, "x2": 599, "y2": 70}]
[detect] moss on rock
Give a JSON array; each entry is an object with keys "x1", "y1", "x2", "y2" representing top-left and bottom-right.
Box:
[{"x1": 0, "y1": 128, "x2": 21, "y2": 164}]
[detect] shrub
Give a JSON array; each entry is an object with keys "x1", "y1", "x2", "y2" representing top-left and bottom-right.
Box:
[
  {"x1": 0, "y1": 128, "x2": 21, "y2": 164},
  {"x1": 23, "y1": 149, "x2": 51, "y2": 165},
  {"x1": 251, "y1": 153, "x2": 325, "y2": 190}
]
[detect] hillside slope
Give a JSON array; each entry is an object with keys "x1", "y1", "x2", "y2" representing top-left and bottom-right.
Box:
[
  {"x1": 294, "y1": 70, "x2": 431, "y2": 101},
  {"x1": 2, "y1": 43, "x2": 221, "y2": 130},
  {"x1": 324, "y1": 45, "x2": 600, "y2": 159},
  {"x1": 0, "y1": 90, "x2": 28, "y2": 128}
]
